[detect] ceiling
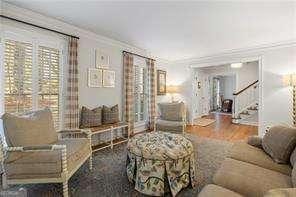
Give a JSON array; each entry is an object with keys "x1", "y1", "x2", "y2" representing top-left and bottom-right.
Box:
[{"x1": 5, "y1": 1, "x2": 296, "y2": 61}]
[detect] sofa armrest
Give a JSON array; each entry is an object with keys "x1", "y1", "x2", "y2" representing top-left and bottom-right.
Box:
[
  {"x1": 247, "y1": 135, "x2": 263, "y2": 149},
  {"x1": 6, "y1": 144, "x2": 66, "y2": 152},
  {"x1": 264, "y1": 188, "x2": 296, "y2": 197},
  {"x1": 57, "y1": 129, "x2": 91, "y2": 139}
]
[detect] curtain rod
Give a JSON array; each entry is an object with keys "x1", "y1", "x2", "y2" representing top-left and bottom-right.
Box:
[
  {"x1": 0, "y1": 15, "x2": 80, "y2": 39},
  {"x1": 123, "y1": 50, "x2": 155, "y2": 61}
]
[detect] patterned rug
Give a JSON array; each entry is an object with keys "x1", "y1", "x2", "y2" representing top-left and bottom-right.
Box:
[{"x1": 1, "y1": 134, "x2": 232, "y2": 197}]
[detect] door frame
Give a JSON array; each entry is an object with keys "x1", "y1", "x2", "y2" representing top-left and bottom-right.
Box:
[{"x1": 190, "y1": 56, "x2": 263, "y2": 133}]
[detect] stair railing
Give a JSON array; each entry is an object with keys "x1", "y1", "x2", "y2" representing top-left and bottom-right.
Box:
[{"x1": 233, "y1": 80, "x2": 259, "y2": 121}]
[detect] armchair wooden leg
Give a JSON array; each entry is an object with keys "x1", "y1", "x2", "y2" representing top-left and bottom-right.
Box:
[
  {"x1": 2, "y1": 173, "x2": 8, "y2": 190},
  {"x1": 89, "y1": 155, "x2": 93, "y2": 170},
  {"x1": 63, "y1": 181, "x2": 69, "y2": 197}
]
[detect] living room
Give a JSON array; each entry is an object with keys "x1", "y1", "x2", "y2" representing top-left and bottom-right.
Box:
[{"x1": 0, "y1": 1, "x2": 295, "y2": 197}]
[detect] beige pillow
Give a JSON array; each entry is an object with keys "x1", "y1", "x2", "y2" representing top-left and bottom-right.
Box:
[
  {"x1": 2, "y1": 108, "x2": 58, "y2": 147},
  {"x1": 158, "y1": 102, "x2": 185, "y2": 121},
  {"x1": 262, "y1": 125, "x2": 296, "y2": 164}
]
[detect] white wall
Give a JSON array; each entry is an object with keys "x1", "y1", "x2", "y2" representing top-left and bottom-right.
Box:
[
  {"x1": 156, "y1": 62, "x2": 193, "y2": 120},
  {"x1": 220, "y1": 75, "x2": 236, "y2": 100}
]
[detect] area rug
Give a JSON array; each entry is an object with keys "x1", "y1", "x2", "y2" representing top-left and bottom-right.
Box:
[
  {"x1": 1, "y1": 134, "x2": 232, "y2": 197},
  {"x1": 193, "y1": 118, "x2": 216, "y2": 127}
]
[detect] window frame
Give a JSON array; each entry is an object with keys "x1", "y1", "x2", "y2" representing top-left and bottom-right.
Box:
[{"x1": 0, "y1": 25, "x2": 66, "y2": 129}]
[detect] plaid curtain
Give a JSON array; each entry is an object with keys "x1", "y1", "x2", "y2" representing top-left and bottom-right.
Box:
[
  {"x1": 123, "y1": 52, "x2": 134, "y2": 134},
  {"x1": 147, "y1": 59, "x2": 156, "y2": 131},
  {"x1": 64, "y1": 37, "x2": 79, "y2": 129}
]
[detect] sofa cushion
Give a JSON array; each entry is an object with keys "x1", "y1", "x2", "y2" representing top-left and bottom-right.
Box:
[
  {"x1": 229, "y1": 142, "x2": 292, "y2": 175},
  {"x1": 262, "y1": 125, "x2": 296, "y2": 164},
  {"x1": 4, "y1": 138, "x2": 91, "y2": 179},
  {"x1": 264, "y1": 188, "x2": 296, "y2": 197},
  {"x1": 102, "y1": 105, "x2": 119, "y2": 124},
  {"x1": 155, "y1": 119, "x2": 184, "y2": 132},
  {"x1": 213, "y1": 158, "x2": 292, "y2": 197},
  {"x1": 158, "y1": 102, "x2": 185, "y2": 121},
  {"x1": 198, "y1": 184, "x2": 243, "y2": 197},
  {"x1": 2, "y1": 108, "x2": 57, "y2": 147},
  {"x1": 80, "y1": 106, "x2": 102, "y2": 128}
]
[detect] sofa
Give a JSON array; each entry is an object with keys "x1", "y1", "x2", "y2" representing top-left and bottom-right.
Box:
[{"x1": 199, "y1": 126, "x2": 296, "y2": 197}]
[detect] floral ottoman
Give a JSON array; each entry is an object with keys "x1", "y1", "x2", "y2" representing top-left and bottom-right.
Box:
[{"x1": 126, "y1": 132, "x2": 196, "y2": 196}]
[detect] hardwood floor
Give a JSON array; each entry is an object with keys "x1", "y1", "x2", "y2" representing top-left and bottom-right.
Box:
[{"x1": 186, "y1": 113, "x2": 258, "y2": 142}]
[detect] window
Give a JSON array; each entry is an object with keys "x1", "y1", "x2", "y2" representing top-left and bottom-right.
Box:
[
  {"x1": 134, "y1": 64, "x2": 148, "y2": 124},
  {"x1": 3, "y1": 38, "x2": 62, "y2": 128}
]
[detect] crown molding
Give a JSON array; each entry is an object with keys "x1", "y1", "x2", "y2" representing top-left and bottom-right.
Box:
[
  {"x1": 2, "y1": 1, "x2": 155, "y2": 57},
  {"x1": 173, "y1": 40, "x2": 296, "y2": 66}
]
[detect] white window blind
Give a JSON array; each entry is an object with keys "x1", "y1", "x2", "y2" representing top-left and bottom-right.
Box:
[
  {"x1": 3, "y1": 39, "x2": 61, "y2": 128},
  {"x1": 38, "y1": 46, "x2": 60, "y2": 128},
  {"x1": 134, "y1": 65, "x2": 148, "y2": 124},
  {"x1": 4, "y1": 39, "x2": 33, "y2": 113}
]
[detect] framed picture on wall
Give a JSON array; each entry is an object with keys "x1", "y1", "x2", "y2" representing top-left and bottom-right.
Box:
[
  {"x1": 157, "y1": 70, "x2": 166, "y2": 95},
  {"x1": 95, "y1": 49, "x2": 109, "y2": 68},
  {"x1": 103, "y1": 70, "x2": 115, "y2": 88},
  {"x1": 88, "y1": 68, "x2": 103, "y2": 87}
]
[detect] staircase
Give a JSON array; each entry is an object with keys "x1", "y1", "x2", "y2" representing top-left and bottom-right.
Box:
[{"x1": 232, "y1": 80, "x2": 259, "y2": 126}]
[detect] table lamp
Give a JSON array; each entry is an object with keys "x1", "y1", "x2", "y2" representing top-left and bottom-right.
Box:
[
  {"x1": 166, "y1": 85, "x2": 180, "y2": 103},
  {"x1": 284, "y1": 74, "x2": 296, "y2": 126}
]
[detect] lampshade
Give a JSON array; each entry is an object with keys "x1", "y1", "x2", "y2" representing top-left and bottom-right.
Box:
[
  {"x1": 166, "y1": 85, "x2": 180, "y2": 94},
  {"x1": 283, "y1": 74, "x2": 296, "y2": 86}
]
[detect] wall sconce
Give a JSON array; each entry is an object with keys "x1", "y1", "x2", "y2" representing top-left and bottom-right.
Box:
[
  {"x1": 197, "y1": 82, "x2": 201, "y2": 89},
  {"x1": 166, "y1": 85, "x2": 180, "y2": 103},
  {"x1": 283, "y1": 74, "x2": 296, "y2": 126}
]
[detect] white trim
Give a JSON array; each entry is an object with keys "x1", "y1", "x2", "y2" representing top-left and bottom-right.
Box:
[
  {"x1": 190, "y1": 56, "x2": 263, "y2": 136},
  {"x1": 0, "y1": 35, "x2": 4, "y2": 116},
  {"x1": 180, "y1": 40, "x2": 296, "y2": 66}
]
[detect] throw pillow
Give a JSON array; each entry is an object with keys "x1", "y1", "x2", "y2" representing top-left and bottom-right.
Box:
[
  {"x1": 158, "y1": 102, "x2": 185, "y2": 121},
  {"x1": 80, "y1": 106, "x2": 102, "y2": 128},
  {"x1": 247, "y1": 135, "x2": 263, "y2": 149},
  {"x1": 1, "y1": 108, "x2": 57, "y2": 147},
  {"x1": 102, "y1": 105, "x2": 119, "y2": 124},
  {"x1": 262, "y1": 125, "x2": 296, "y2": 164}
]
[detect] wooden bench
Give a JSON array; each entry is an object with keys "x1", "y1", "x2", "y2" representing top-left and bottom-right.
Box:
[{"x1": 84, "y1": 122, "x2": 129, "y2": 153}]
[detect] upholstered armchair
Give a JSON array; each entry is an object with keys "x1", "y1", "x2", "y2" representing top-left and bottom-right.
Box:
[
  {"x1": 0, "y1": 109, "x2": 92, "y2": 197},
  {"x1": 155, "y1": 102, "x2": 186, "y2": 134}
]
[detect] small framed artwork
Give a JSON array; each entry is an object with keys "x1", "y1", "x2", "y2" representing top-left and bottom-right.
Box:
[
  {"x1": 88, "y1": 68, "x2": 103, "y2": 87},
  {"x1": 157, "y1": 70, "x2": 166, "y2": 95},
  {"x1": 103, "y1": 70, "x2": 115, "y2": 88},
  {"x1": 95, "y1": 49, "x2": 109, "y2": 68}
]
